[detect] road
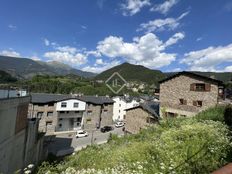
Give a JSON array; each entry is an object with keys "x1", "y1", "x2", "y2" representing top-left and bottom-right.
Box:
[{"x1": 47, "y1": 126, "x2": 124, "y2": 156}]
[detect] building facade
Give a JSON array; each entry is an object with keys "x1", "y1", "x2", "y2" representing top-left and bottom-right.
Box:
[
  {"x1": 159, "y1": 72, "x2": 224, "y2": 117},
  {"x1": 125, "y1": 102, "x2": 159, "y2": 134},
  {"x1": 29, "y1": 93, "x2": 114, "y2": 133},
  {"x1": 113, "y1": 96, "x2": 140, "y2": 121},
  {"x1": 0, "y1": 95, "x2": 45, "y2": 174},
  {"x1": 56, "y1": 99, "x2": 86, "y2": 131}
]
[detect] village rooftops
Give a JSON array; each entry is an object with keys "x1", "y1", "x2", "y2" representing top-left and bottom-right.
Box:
[
  {"x1": 159, "y1": 71, "x2": 224, "y2": 85},
  {"x1": 30, "y1": 93, "x2": 114, "y2": 105},
  {"x1": 125, "y1": 101, "x2": 160, "y2": 119}
]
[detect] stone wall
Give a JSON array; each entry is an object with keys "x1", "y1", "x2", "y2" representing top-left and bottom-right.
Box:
[
  {"x1": 100, "y1": 104, "x2": 113, "y2": 127},
  {"x1": 125, "y1": 107, "x2": 157, "y2": 134},
  {"x1": 159, "y1": 75, "x2": 219, "y2": 117},
  {"x1": 28, "y1": 103, "x2": 57, "y2": 134},
  {"x1": 82, "y1": 104, "x2": 101, "y2": 130}
]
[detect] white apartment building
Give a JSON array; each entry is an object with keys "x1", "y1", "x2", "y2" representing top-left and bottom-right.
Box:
[
  {"x1": 56, "y1": 99, "x2": 86, "y2": 131},
  {"x1": 113, "y1": 96, "x2": 139, "y2": 121}
]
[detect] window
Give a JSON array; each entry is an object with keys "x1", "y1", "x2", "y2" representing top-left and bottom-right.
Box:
[
  {"x1": 195, "y1": 84, "x2": 206, "y2": 91},
  {"x1": 73, "y1": 102, "x2": 79, "y2": 108},
  {"x1": 87, "y1": 110, "x2": 92, "y2": 115},
  {"x1": 190, "y1": 83, "x2": 211, "y2": 92},
  {"x1": 119, "y1": 104, "x2": 121, "y2": 107},
  {"x1": 38, "y1": 103, "x2": 44, "y2": 107},
  {"x1": 61, "y1": 102, "x2": 67, "y2": 108},
  {"x1": 119, "y1": 110, "x2": 121, "y2": 113},
  {"x1": 103, "y1": 109, "x2": 108, "y2": 114},
  {"x1": 123, "y1": 115, "x2": 126, "y2": 119},
  {"x1": 47, "y1": 112, "x2": 53, "y2": 117},
  {"x1": 75, "y1": 111, "x2": 80, "y2": 113},
  {"x1": 193, "y1": 100, "x2": 203, "y2": 107},
  {"x1": 66, "y1": 111, "x2": 69, "y2": 114},
  {"x1": 37, "y1": 112, "x2": 43, "y2": 118},
  {"x1": 179, "y1": 99, "x2": 187, "y2": 105},
  {"x1": 60, "y1": 111, "x2": 65, "y2": 113},
  {"x1": 59, "y1": 118, "x2": 63, "y2": 121},
  {"x1": 59, "y1": 124, "x2": 62, "y2": 127}
]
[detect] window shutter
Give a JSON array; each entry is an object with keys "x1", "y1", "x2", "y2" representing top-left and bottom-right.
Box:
[
  {"x1": 193, "y1": 101, "x2": 197, "y2": 106},
  {"x1": 205, "y1": 83, "x2": 211, "y2": 91},
  {"x1": 190, "y1": 83, "x2": 195, "y2": 91}
]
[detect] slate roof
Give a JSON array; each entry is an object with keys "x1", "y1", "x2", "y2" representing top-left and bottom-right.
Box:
[
  {"x1": 125, "y1": 101, "x2": 160, "y2": 119},
  {"x1": 159, "y1": 71, "x2": 223, "y2": 85},
  {"x1": 76, "y1": 96, "x2": 114, "y2": 105},
  {"x1": 30, "y1": 93, "x2": 114, "y2": 105}
]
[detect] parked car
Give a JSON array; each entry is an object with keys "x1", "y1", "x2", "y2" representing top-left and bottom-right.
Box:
[
  {"x1": 115, "y1": 121, "x2": 124, "y2": 128},
  {"x1": 76, "y1": 130, "x2": 88, "y2": 138},
  {"x1": 100, "y1": 126, "x2": 114, "y2": 133}
]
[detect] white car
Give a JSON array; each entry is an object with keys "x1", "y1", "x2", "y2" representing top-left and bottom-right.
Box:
[
  {"x1": 115, "y1": 121, "x2": 125, "y2": 128},
  {"x1": 76, "y1": 130, "x2": 88, "y2": 138}
]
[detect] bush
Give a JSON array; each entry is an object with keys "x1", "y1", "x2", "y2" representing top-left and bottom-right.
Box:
[
  {"x1": 224, "y1": 105, "x2": 232, "y2": 127},
  {"x1": 37, "y1": 117, "x2": 231, "y2": 174}
]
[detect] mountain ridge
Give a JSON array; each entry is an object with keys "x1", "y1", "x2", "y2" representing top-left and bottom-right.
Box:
[{"x1": 0, "y1": 55, "x2": 96, "y2": 79}]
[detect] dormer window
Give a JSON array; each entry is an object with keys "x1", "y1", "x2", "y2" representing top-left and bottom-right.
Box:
[
  {"x1": 73, "y1": 102, "x2": 79, "y2": 108},
  {"x1": 61, "y1": 102, "x2": 67, "y2": 108}
]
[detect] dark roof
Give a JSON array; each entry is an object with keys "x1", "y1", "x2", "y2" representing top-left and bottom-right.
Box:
[
  {"x1": 114, "y1": 96, "x2": 140, "y2": 103},
  {"x1": 159, "y1": 71, "x2": 223, "y2": 85},
  {"x1": 30, "y1": 93, "x2": 114, "y2": 105},
  {"x1": 140, "y1": 95, "x2": 158, "y2": 101},
  {"x1": 30, "y1": 93, "x2": 71, "y2": 104},
  {"x1": 125, "y1": 101, "x2": 160, "y2": 119},
  {"x1": 76, "y1": 96, "x2": 114, "y2": 105}
]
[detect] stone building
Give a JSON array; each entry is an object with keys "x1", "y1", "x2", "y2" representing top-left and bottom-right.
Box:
[
  {"x1": 159, "y1": 71, "x2": 224, "y2": 117},
  {"x1": 0, "y1": 94, "x2": 46, "y2": 174},
  {"x1": 29, "y1": 93, "x2": 114, "y2": 133},
  {"x1": 28, "y1": 93, "x2": 70, "y2": 134},
  {"x1": 125, "y1": 102, "x2": 159, "y2": 134}
]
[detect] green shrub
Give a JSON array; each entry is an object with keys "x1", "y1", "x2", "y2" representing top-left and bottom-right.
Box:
[
  {"x1": 194, "y1": 106, "x2": 226, "y2": 122},
  {"x1": 37, "y1": 117, "x2": 231, "y2": 174},
  {"x1": 224, "y1": 105, "x2": 232, "y2": 127}
]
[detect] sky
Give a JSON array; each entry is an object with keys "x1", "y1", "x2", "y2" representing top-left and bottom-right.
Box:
[{"x1": 0, "y1": 0, "x2": 232, "y2": 73}]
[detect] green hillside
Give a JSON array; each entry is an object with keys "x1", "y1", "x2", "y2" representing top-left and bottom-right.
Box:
[
  {"x1": 95, "y1": 62, "x2": 166, "y2": 85},
  {"x1": 0, "y1": 70, "x2": 17, "y2": 83},
  {"x1": 37, "y1": 106, "x2": 231, "y2": 174}
]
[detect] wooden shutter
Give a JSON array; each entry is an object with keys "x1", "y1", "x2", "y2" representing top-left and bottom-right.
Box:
[
  {"x1": 193, "y1": 101, "x2": 197, "y2": 106},
  {"x1": 190, "y1": 83, "x2": 195, "y2": 91},
  {"x1": 205, "y1": 83, "x2": 211, "y2": 91}
]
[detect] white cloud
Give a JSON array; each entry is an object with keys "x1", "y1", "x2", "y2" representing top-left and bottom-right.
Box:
[
  {"x1": 85, "y1": 50, "x2": 102, "y2": 57},
  {"x1": 196, "y1": 37, "x2": 202, "y2": 42},
  {"x1": 121, "y1": 0, "x2": 151, "y2": 16},
  {"x1": 82, "y1": 60, "x2": 121, "y2": 73},
  {"x1": 181, "y1": 44, "x2": 232, "y2": 71},
  {"x1": 150, "y1": 0, "x2": 179, "y2": 14},
  {"x1": 96, "y1": 32, "x2": 184, "y2": 69},
  {"x1": 44, "y1": 45, "x2": 87, "y2": 65},
  {"x1": 137, "y1": 11, "x2": 189, "y2": 33},
  {"x1": 0, "y1": 50, "x2": 21, "y2": 57},
  {"x1": 95, "y1": 59, "x2": 105, "y2": 65},
  {"x1": 164, "y1": 32, "x2": 185, "y2": 47},
  {"x1": 44, "y1": 38, "x2": 50, "y2": 46},
  {"x1": 30, "y1": 56, "x2": 41, "y2": 61},
  {"x1": 8, "y1": 24, "x2": 17, "y2": 30},
  {"x1": 224, "y1": 66, "x2": 232, "y2": 72},
  {"x1": 81, "y1": 25, "x2": 87, "y2": 30}
]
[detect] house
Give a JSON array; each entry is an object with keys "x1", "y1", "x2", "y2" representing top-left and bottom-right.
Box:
[
  {"x1": 125, "y1": 102, "x2": 160, "y2": 134},
  {"x1": 77, "y1": 96, "x2": 114, "y2": 130},
  {"x1": 28, "y1": 93, "x2": 71, "y2": 134},
  {"x1": 0, "y1": 92, "x2": 46, "y2": 174},
  {"x1": 56, "y1": 98, "x2": 86, "y2": 131},
  {"x1": 159, "y1": 71, "x2": 224, "y2": 117},
  {"x1": 113, "y1": 95, "x2": 140, "y2": 121},
  {"x1": 29, "y1": 93, "x2": 114, "y2": 133}
]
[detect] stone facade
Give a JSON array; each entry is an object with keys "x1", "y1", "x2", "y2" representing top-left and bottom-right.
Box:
[
  {"x1": 82, "y1": 103, "x2": 113, "y2": 130},
  {"x1": 159, "y1": 74, "x2": 222, "y2": 117},
  {"x1": 125, "y1": 107, "x2": 157, "y2": 134},
  {"x1": 29, "y1": 101, "x2": 114, "y2": 133},
  {"x1": 28, "y1": 103, "x2": 57, "y2": 134}
]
